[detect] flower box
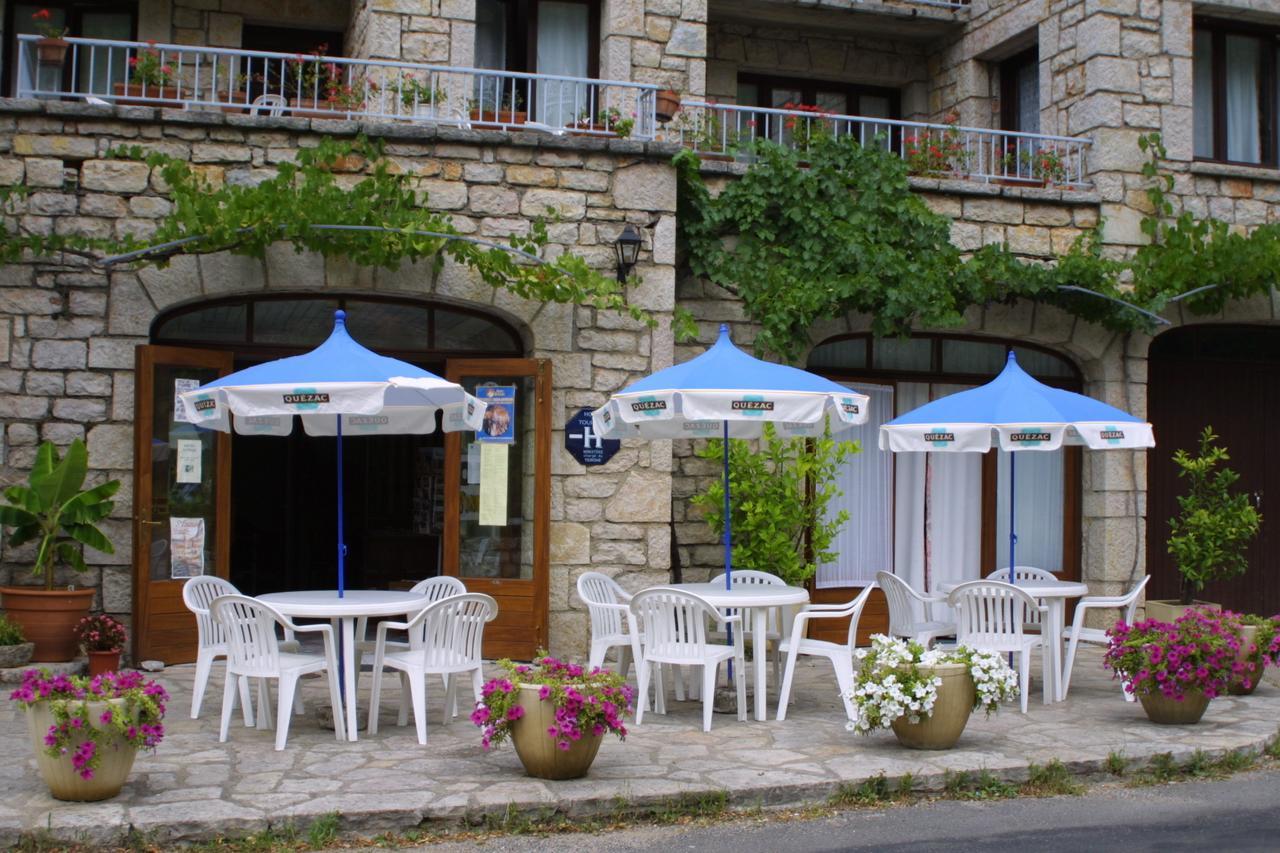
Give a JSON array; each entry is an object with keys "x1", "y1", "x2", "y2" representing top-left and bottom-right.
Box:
[
  {"x1": 111, "y1": 82, "x2": 182, "y2": 109},
  {"x1": 469, "y1": 109, "x2": 526, "y2": 129}
]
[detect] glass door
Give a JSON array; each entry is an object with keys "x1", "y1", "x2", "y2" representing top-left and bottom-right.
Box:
[
  {"x1": 132, "y1": 345, "x2": 233, "y2": 664},
  {"x1": 444, "y1": 358, "x2": 551, "y2": 659}
]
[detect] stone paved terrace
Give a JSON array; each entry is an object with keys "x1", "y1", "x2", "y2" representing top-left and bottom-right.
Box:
[{"x1": 2, "y1": 647, "x2": 1278, "y2": 847}]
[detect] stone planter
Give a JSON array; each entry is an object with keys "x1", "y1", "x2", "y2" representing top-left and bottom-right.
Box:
[
  {"x1": 1137, "y1": 688, "x2": 1210, "y2": 725},
  {"x1": 87, "y1": 649, "x2": 121, "y2": 678},
  {"x1": 1145, "y1": 600, "x2": 1219, "y2": 623},
  {"x1": 25, "y1": 698, "x2": 138, "y2": 801},
  {"x1": 1229, "y1": 625, "x2": 1264, "y2": 696},
  {"x1": 0, "y1": 587, "x2": 95, "y2": 662},
  {"x1": 0, "y1": 642, "x2": 35, "y2": 669},
  {"x1": 889, "y1": 663, "x2": 975, "y2": 750},
  {"x1": 509, "y1": 684, "x2": 604, "y2": 779}
]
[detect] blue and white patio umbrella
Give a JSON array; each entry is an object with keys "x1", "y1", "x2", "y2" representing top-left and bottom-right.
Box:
[
  {"x1": 879, "y1": 350, "x2": 1154, "y2": 575},
  {"x1": 592, "y1": 324, "x2": 870, "y2": 586},
  {"x1": 178, "y1": 309, "x2": 485, "y2": 596}
]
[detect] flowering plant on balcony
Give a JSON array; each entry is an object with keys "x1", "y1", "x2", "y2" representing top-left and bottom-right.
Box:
[
  {"x1": 1103, "y1": 609, "x2": 1241, "y2": 701},
  {"x1": 574, "y1": 106, "x2": 635, "y2": 138},
  {"x1": 31, "y1": 9, "x2": 68, "y2": 39},
  {"x1": 9, "y1": 669, "x2": 167, "y2": 780},
  {"x1": 904, "y1": 113, "x2": 969, "y2": 177},
  {"x1": 127, "y1": 43, "x2": 174, "y2": 89},
  {"x1": 781, "y1": 102, "x2": 834, "y2": 150},
  {"x1": 286, "y1": 43, "x2": 330, "y2": 97},
  {"x1": 396, "y1": 74, "x2": 447, "y2": 111},
  {"x1": 1031, "y1": 145, "x2": 1069, "y2": 183},
  {"x1": 471, "y1": 654, "x2": 634, "y2": 751},
  {"x1": 323, "y1": 69, "x2": 374, "y2": 111},
  {"x1": 74, "y1": 614, "x2": 126, "y2": 653}
]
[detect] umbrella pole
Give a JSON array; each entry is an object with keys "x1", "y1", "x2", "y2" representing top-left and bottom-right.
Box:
[
  {"x1": 337, "y1": 414, "x2": 346, "y2": 598},
  {"x1": 1008, "y1": 451, "x2": 1017, "y2": 576},
  {"x1": 722, "y1": 420, "x2": 735, "y2": 685}
]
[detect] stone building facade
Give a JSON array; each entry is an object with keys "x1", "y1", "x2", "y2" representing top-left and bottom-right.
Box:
[{"x1": 1, "y1": 0, "x2": 1278, "y2": 661}]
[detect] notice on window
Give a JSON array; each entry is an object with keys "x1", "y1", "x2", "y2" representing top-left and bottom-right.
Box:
[
  {"x1": 467, "y1": 442, "x2": 482, "y2": 485},
  {"x1": 170, "y1": 517, "x2": 205, "y2": 578},
  {"x1": 478, "y1": 443, "x2": 509, "y2": 526},
  {"x1": 476, "y1": 385, "x2": 516, "y2": 444},
  {"x1": 173, "y1": 378, "x2": 200, "y2": 423},
  {"x1": 175, "y1": 439, "x2": 202, "y2": 484}
]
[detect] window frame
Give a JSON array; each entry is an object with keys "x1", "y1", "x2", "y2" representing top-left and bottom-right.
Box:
[
  {"x1": 1193, "y1": 16, "x2": 1280, "y2": 168},
  {"x1": 735, "y1": 72, "x2": 901, "y2": 119},
  {"x1": 480, "y1": 0, "x2": 601, "y2": 79},
  {"x1": 999, "y1": 47, "x2": 1039, "y2": 134},
  {"x1": 3, "y1": 0, "x2": 137, "y2": 97}
]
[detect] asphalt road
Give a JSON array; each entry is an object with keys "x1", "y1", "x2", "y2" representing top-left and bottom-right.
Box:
[{"x1": 413, "y1": 768, "x2": 1280, "y2": 852}]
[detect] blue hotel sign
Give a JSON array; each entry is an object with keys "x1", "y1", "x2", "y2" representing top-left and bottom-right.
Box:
[{"x1": 565, "y1": 408, "x2": 620, "y2": 466}]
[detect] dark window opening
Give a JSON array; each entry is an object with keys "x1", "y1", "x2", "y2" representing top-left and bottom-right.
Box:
[
  {"x1": 999, "y1": 47, "x2": 1040, "y2": 134},
  {"x1": 1193, "y1": 18, "x2": 1280, "y2": 167},
  {"x1": 3, "y1": 1, "x2": 137, "y2": 97}
]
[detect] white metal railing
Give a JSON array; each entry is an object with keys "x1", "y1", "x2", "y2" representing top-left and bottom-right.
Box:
[
  {"x1": 15, "y1": 35, "x2": 657, "y2": 139},
  {"x1": 674, "y1": 101, "x2": 1091, "y2": 188}
]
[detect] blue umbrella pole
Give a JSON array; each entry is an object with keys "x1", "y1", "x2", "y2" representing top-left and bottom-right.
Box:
[
  {"x1": 337, "y1": 414, "x2": 346, "y2": 598},
  {"x1": 1008, "y1": 450, "x2": 1016, "y2": 670},
  {"x1": 722, "y1": 420, "x2": 734, "y2": 684}
]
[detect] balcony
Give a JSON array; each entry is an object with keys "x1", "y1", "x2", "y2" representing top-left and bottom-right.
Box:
[
  {"x1": 14, "y1": 36, "x2": 658, "y2": 140},
  {"x1": 674, "y1": 101, "x2": 1092, "y2": 189}
]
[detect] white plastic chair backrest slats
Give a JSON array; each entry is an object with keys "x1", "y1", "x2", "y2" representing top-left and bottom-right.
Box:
[
  {"x1": 876, "y1": 572, "x2": 919, "y2": 635},
  {"x1": 990, "y1": 566, "x2": 1058, "y2": 583},
  {"x1": 577, "y1": 572, "x2": 628, "y2": 638},
  {"x1": 630, "y1": 589, "x2": 719, "y2": 661},
  {"x1": 211, "y1": 594, "x2": 285, "y2": 676},
  {"x1": 409, "y1": 575, "x2": 467, "y2": 603},
  {"x1": 709, "y1": 570, "x2": 784, "y2": 631},
  {"x1": 949, "y1": 581, "x2": 1038, "y2": 652},
  {"x1": 406, "y1": 593, "x2": 497, "y2": 668},
  {"x1": 184, "y1": 576, "x2": 238, "y2": 648}
]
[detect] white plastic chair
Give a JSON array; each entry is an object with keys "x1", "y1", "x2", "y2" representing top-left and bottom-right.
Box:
[
  {"x1": 631, "y1": 588, "x2": 746, "y2": 732},
  {"x1": 249, "y1": 94, "x2": 287, "y2": 117},
  {"x1": 367, "y1": 593, "x2": 498, "y2": 745},
  {"x1": 210, "y1": 594, "x2": 345, "y2": 750},
  {"x1": 989, "y1": 566, "x2": 1058, "y2": 632},
  {"x1": 1060, "y1": 575, "x2": 1150, "y2": 701},
  {"x1": 354, "y1": 576, "x2": 467, "y2": 700},
  {"x1": 947, "y1": 580, "x2": 1048, "y2": 713},
  {"x1": 876, "y1": 571, "x2": 956, "y2": 647},
  {"x1": 576, "y1": 572, "x2": 640, "y2": 676},
  {"x1": 182, "y1": 576, "x2": 301, "y2": 722},
  {"x1": 776, "y1": 584, "x2": 875, "y2": 721},
  {"x1": 708, "y1": 570, "x2": 787, "y2": 688}
]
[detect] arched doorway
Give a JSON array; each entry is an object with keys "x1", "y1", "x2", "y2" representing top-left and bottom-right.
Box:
[
  {"x1": 1148, "y1": 325, "x2": 1278, "y2": 613},
  {"x1": 132, "y1": 295, "x2": 550, "y2": 662}
]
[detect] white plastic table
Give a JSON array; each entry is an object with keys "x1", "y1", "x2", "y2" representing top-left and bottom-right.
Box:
[
  {"x1": 257, "y1": 590, "x2": 430, "y2": 742},
  {"x1": 667, "y1": 582, "x2": 810, "y2": 721},
  {"x1": 938, "y1": 578, "x2": 1089, "y2": 703}
]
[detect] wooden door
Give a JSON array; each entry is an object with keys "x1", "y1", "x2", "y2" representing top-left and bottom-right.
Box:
[
  {"x1": 132, "y1": 346, "x2": 233, "y2": 664},
  {"x1": 443, "y1": 358, "x2": 551, "y2": 659}
]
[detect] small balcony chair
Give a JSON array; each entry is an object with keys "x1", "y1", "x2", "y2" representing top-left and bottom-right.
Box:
[
  {"x1": 776, "y1": 584, "x2": 876, "y2": 722},
  {"x1": 367, "y1": 593, "x2": 498, "y2": 745},
  {"x1": 630, "y1": 588, "x2": 746, "y2": 732},
  {"x1": 210, "y1": 594, "x2": 345, "y2": 750},
  {"x1": 1060, "y1": 575, "x2": 1150, "y2": 701},
  {"x1": 947, "y1": 580, "x2": 1049, "y2": 713},
  {"x1": 876, "y1": 571, "x2": 956, "y2": 647}
]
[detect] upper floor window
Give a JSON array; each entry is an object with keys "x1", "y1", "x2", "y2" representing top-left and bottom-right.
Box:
[
  {"x1": 4, "y1": 1, "x2": 136, "y2": 97},
  {"x1": 1194, "y1": 19, "x2": 1280, "y2": 166},
  {"x1": 736, "y1": 73, "x2": 899, "y2": 120},
  {"x1": 1000, "y1": 48, "x2": 1039, "y2": 134}
]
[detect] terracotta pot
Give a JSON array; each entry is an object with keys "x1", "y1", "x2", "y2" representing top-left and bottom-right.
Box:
[
  {"x1": 1137, "y1": 688, "x2": 1210, "y2": 724},
  {"x1": 469, "y1": 109, "x2": 526, "y2": 129},
  {"x1": 111, "y1": 82, "x2": 182, "y2": 108},
  {"x1": 219, "y1": 92, "x2": 250, "y2": 115},
  {"x1": 1144, "y1": 600, "x2": 1219, "y2": 624},
  {"x1": 655, "y1": 90, "x2": 681, "y2": 122},
  {"x1": 1229, "y1": 625, "x2": 1264, "y2": 696},
  {"x1": 25, "y1": 698, "x2": 138, "y2": 801},
  {"x1": 87, "y1": 649, "x2": 121, "y2": 678},
  {"x1": 569, "y1": 122, "x2": 617, "y2": 138},
  {"x1": 36, "y1": 38, "x2": 69, "y2": 64},
  {"x1": 509, "y1": 684, "x2": 604, "y2": 780},
  {"x1": 0, "y1": 642, "x2": 35, "y2": 669},
  {"x1": 890, "y1": 663, "x2": 975, "y2": 750},
  {"x1": 0, "y1": 587, "x2": 95, "y2": 662},
  {"x1": 289, "y1": 97, "x2": 345, "y2": 120}
]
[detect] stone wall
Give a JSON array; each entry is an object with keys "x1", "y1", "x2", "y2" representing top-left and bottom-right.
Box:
[
  {"x1": 136, "y1": 0, "x2": 350, "y2": 48},
  {"x1": 0, "y1": 100, "x2": 679, "y2": 659}
]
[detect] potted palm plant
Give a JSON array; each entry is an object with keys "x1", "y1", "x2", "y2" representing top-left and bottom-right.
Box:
[
  {"x1": 1149, "y1": 427, "x2": 1261, "y2": 622},
  {"x1": 0, "y1": 439, "x2": 120, "y2": 662}
]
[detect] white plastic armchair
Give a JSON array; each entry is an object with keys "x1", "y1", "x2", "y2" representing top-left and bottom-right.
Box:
[
  {"x1": 876, "y1": 571, "x2": 955, "y2": 647},
  {"x1": 776, "y1": 584, "x2": 876, "y2": 721},
  {"x1": 1060, "y1": 575, "x2": 1150, "y2": 701},
  {"x1": 249, "y1": 94, "x2": 286, "y2": 116},
  {"x1": 354, "y1": 576, "x2": 466, "y2": 698},
  {"x1": 210, "y1": 594, "x2": 345, "y2": 750},
  {"x1": 367, "y1": 593, "x2": 497, "y2": 745},
  {"x1": 630, "y1": 588, "x2": 746, "y2": 732},
  {"x1": 708, "y1": 570, "x2": 787, "y2": 687},
  {"x1": 947, "y1": 580, "x2": 1049, "y2": 713},
  {"x1": 989, "y1": 566, "x2": 1058, "y2": 631},
  {"x1": 576, "y1": 572, "x2": 640, "y2": 677}
]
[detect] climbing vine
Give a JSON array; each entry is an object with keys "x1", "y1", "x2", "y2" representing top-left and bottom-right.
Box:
[
  {"x1": 0, "y1": 136, "x2": 650, "y2": 325},
  {"x1": 676, "y1": 132, "x2": 1280, "y2": 359}
]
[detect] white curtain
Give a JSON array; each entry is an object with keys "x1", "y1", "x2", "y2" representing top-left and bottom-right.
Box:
[
  {"x1": 818, "y1": 384, "x2": 893, "y2": 588},
  {"x1": 995, "y1": 449, "x2": 1064, "y2": 574},
  {"x1": 1225, "y1": 35, "x2": 1261, "y2": 164},
  {"x1": 893, "y1": 382, "x2": 929, "y2": 605},
  {"x1": 535, "y1": 2, "x2": 590, "y2": 127},
  {"x1": 1193, "y1": 30, "x2": 1215, "y2": 159}
]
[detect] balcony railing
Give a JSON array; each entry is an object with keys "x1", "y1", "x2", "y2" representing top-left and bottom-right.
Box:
[
  {"x1": 15, "y1": 35, "x2": 657, "y2": 139},
  {"x1": 674, "y1": 101, "x2": 1091, "y2": 188}
]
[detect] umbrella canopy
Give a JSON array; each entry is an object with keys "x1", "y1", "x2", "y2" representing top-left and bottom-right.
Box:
[
  {"x1": 879, "y1": 350, "x2": 1153, "y2": 575},
  {"x1": 591, "y1": 324, "x2": 869, "y2": 588},
  {"x1": 179, "y1": 309, "x2": 485, "y2": 595},
  {"x1": 592, "y1": 324, "x2": 869, "y2": 440}
]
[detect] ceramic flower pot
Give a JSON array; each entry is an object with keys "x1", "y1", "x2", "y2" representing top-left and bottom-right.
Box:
[
  {"x1": 655, "y1": 90, "x2": 681, "y2": 122},
  {"x1": 0, "y1": 587, "x2": 95, "y2": 662},
  {"x1": 889, "y1": 663, "x2": 975, "y2": 750},
  {"x1": 111, "y1": 82, "x2": 182, "y2": 108},
  {"x1": 1229, "y1": 625, "x2": 1264, "y2": 696},
  {"x1": 1144, "y1": 600, "x2": 1219, "y2": 623},
  {"x1": 25, "y1": 698, "x2": 138, "y2": 801},
  {"x1": 1137, "y1": 688, "x2": 1210, "y2": 724},
  {"x1": 509, "y1": 684, "x2": 603, "y2": 780},
  {"x1": 87, "y1": 649, "x2": 121, "y2": 678},
  {"x1": 36, "y1": 38, "x2": 69, "y2": 65},
  {"x1": 0, "y1": 642, "x2": 35, "y2": 669}
]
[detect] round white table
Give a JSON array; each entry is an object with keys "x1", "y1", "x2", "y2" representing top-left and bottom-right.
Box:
[
  {"x1": 937, "y1": 579, "x2": 1088, "y2": 703},
  {"x1": 258, "y1": 590, "x2": 430, "y2": 742},
  {"x1": 668, "y1": 582, "x2": 810, "y2": 721}
]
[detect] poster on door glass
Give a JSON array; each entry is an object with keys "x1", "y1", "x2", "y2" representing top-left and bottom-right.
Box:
[
  {"x1": 170, "y1": 517, "x2": 206, "y2": 578},
  {"x1": 475, "y1": 385, "x2": 516, "y2": 443}
]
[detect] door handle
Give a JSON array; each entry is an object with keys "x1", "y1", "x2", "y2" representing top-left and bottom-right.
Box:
[
  {"x1": 1253, "y1": 491, "x2": 1263, "y2": 509},
  {"x1": 136, "y1": 518, "x2": 163, "y2": 526}
]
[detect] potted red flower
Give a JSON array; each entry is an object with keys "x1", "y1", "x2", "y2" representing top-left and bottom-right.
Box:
[
  {"x1": 75, "y1": 614, "x2": 127, "y2": 677},
  {"x1": 30, "y1": 9, "x2": 70, "y2": 65},
  {"x1": 114, "y1": 41, "x2": 181, "y2": 106}
]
